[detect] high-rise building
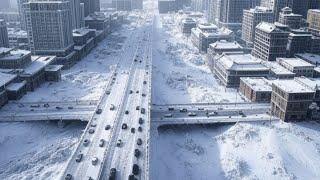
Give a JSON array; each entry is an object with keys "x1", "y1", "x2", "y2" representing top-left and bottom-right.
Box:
[
  {"x1": 80, "y1": 3, "x2": 85, "y2": 27},
  {"x1": 286, "y1": 29, "x2": 313, "y2": 57},
  {"x1": 18, "y1": 0, "x2": 29, "y2": 30},
  {"x1": 208, "y1": 0, "x2": 221, "y2": 24},
  {"x1": 242, "y1": 6, "x2": 273, "y2": 47},
  {"x1": 23, "y1": 1, "x2": 74, "y2": 55},
  {"x1": 253, "y1": 22, "x2": 289, "y2": 61},
  {"x1": 81, "y1": 0, "x2": 100, "y2": 17},
  {"x1": 307, "y1": 9, "x2": 320, "y2": 37},
  {"x1": 0, "y1": 0, "x2": 11, "y2": 10},
  {"x1": 291, "y1": 0, "x2": 320, "y2": 18},
  {"x1": 278, "y1": 7, "x2": 302, "y2": 29},
  {"x1": 260, "y1": 0, "x2": 293, "y2": 20},
  {"x1": 218, "y1": 0, "x2": 253, "y2": 31},
  {"x1": 0, "y1": 19, "x2": 9, "y2": 48}
]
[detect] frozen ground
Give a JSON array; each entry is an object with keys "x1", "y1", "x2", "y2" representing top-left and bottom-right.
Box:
[
  {"x1": 151, "y1": 121, "x2": 320, "y2": 180},
  {"x1": 152, "y1": 13, "x2": 243, "y2": 104},
  {"x1": 0, "y1": 121, "x2": 85, "y2": 180}
]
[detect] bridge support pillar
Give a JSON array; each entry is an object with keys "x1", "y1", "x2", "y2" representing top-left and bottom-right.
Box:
[{"x1": 57, "y1": 120, "x2": 66, "y2": 128}]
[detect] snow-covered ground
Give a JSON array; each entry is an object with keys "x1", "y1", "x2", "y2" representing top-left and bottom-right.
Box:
[
  {"x1": 152, "y1": 13, "x2": 243, "y2": 104},
  {"x1": 151, "y1": 121, "x2": 320, "y2": 180},
  {"x1": 0, "y1": 121, "x2": 85, "y2": 180}
]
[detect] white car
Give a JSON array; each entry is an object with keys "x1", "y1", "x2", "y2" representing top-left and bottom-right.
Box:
[
  {"x1": 92, "y1": 157, "x2": 98, "y2": 165},
  {"x1": 188, "y1": 112, "x2": 197, "y2": 117},
  {"x1": 164, "y1": 113, "x2": 173, "y2": 118}
]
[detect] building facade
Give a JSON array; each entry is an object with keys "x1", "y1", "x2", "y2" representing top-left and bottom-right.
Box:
[
  {"x1": 253, "y1": 22, "x2": 289, "y2": 61},
  {"x1": 286, "y1": 29, "x2": 313, "y2": 57},
  {"x1": 307, "y1": 9, "x2": 320, "y2": 37},
  {"x1": 239, "y1": 77, "x2": 272, "y2": 102},
  {"x1": 278, "y1": 7, "x2": 302, "y2": 29},
  {"x1": 0, "y1": 19, "x2": 9, "y2": 48},
  {"x1": 242, "y1": 7, "x2": 274, "y2": 47},
  {"x1": 277, "y1": 57, "x2": 315, "y2": 77}
]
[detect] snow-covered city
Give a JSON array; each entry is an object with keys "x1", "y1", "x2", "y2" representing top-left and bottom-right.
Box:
[{"x1": 1, "y1": 0, "x2": 320, "y2": 180}]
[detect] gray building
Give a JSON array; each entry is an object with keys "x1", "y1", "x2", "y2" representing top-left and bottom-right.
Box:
[
  {"x1": 218, "y1": 0, "x2": 253, "y2": 31},
  {"x1": 81, "y1": 0, "x2": 100, "y2": 17},
  {"x1": 261, "y1": 0, "x2": 293, "y2": 21},
  {"x1": 278, "y1": 7, "x2": 302, "y2": 29},
  {"x1": 17, "y1": 0, "x2": 28, "y2": 30},
  {"x1": 180, "y1": 17, "x2": 197, "y2": 35},
  {"x1": 0, "y1": 19, "x2": 9, "y2": 48},
  {"x1": 242, "y1": 6, "x2": 273, "y2": 47},
  {"x1": 23, "y1": 1, "x2": 74, "y2": 56},
  {"x1": 253, "y1": 22, "x2": 289, "y2": 61},
  {"x1": 286, "y1": 29, "x2": 313, "y2": 57},
  {"x1": 307, "y1": 9, "x2": 320, "y2": 37}
]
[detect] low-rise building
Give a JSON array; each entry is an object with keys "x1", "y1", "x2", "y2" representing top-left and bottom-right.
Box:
[
  {"x1": 73, "y1": 28, "x2": 97, "y2": 59},
  {"x1": 45, "y1": 65, "x2": 63, "y2": 82},
  {"x1": 262, "y1": 61, "x2": 296, "y2": 79},
  {"x1": 84, "y1": 12, "x2": 111, "y2": 37},
  {"x1": 239, "y1": 77, "x2": 272, "y2": 103},
  {"x1": 6, "y1": 81, "x2": 26, "y2": 100},
  {"x1": 180, "y1": 18, "x2": 197, "y2": 35},
  {"x1": 0, "y1": 48, "x2": 31, "y2": 69},
  {"x1": 295, "y1": 53, "x2": 320, "y2": 66},
  {"x1": 277, "y1": 57, "x2": 315, "y2": 77},
  {"x1": 271, "y1": 79, "x2": 315, "y2": 121},
  {"x1": 214, "y1": 52, "x2": 270, "y2": 87},
  {"x1": 0, "y1": 72, "x2": 17, "y2": 107},
  {"x1": 307, "y1": 9, "x2": 320, "y2": 37},
  {"x1": 295, "y1": 77, "x2": 320, "y2": 105},
  {"x1": 191, "y1": 23, "x2": 234, "y2": 52}
]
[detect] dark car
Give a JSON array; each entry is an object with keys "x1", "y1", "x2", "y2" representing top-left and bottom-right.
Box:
[
  {"x1": 75, "y1": 154, "x2": 83, "y2": 162},
  {"x1": 134, "y1": 149, "x2": 140, "y2": 158},
  {"x1": 138, "y1": 126, "x2": 142, "y2": 132},
  {"x1": 137, "y1": 138, "x2": 142, "y2": 146},
  {"x1": 140, "y1": 108, "x2": 145, "y2": 114},
  {"x1": 168, "y1": 107, "x2": 174, "y2": 111},
  {"x1": 105, "y1": 125, "x2": 111, "y2": 130},
  {"x1": 65, "y1": 174, "x2": 72, "y2": 180},
  {"x1": 96, "y1": 109, "x2": 102, "y2": 114},
  {"x1": 128, "y1": 174, "x2": 136, "y2": 180},
  {"x1": 122, "y1": 123, "x2": 128, "y2": 130},
  {"x1": 136, "y1": 106, "x2": 140, "y2": 110},
  {"x1": 132, "y1": 164, "x2": 140, "y2": 175},
  {"x1": 138, "y1": 118, "x2": 144, "y2": 124},
  {"x1": 131, "y1": 128, "x2": 135, "y2": 133},
  {"x1": 125, "y1": 110, "x2": 129, "y2": 114},
  {"x1": 109, "y1": 168, "x2": 116, "y2": 180}
]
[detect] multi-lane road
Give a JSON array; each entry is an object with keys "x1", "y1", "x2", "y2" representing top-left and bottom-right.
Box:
[{"x1": 61, "y1": 10, "x2": 153, "y2": 180}]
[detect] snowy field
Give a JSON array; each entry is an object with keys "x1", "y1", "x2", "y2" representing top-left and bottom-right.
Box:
[
  {"x1": 152, "y1": 13, "x2": 243, "y2": 104},
  {"x1": 151, "y1": 121, "x2": 320, "y2": 180},
  {"x1": 150, "y1": 12, "x2": 320, "y2": 180}
]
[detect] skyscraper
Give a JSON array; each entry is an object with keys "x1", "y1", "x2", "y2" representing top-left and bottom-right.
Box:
[
  {"x1": 260, "y1": 0, "x2": 293, "y2": 20},
  {"x1": 0, "y1": 19, "x2": 9, "y2": 48},
  {"x1": 23, "y1": 1, "x2": 74, "y2": 55},
  {"x1": 81, "y1": 0, "x2": 100, "y2": 17},
  {"x1": 18, "y1": 0, "x2": 29, "y2": 30},
  {"x1": 242, "y1": 6, "x2": 274, "y2": 47}
]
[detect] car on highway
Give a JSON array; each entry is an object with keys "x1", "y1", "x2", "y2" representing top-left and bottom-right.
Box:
[
  {"x1": 109, "y1": 168, "x2": 116, "y2": 180},
  {"x1": 136, "y1": 106, "x2": 140, "y2": 110},
  {"x1": 83, "y1": 139, "x2": 89, "y2": 146},
  {"x1": 208, "y1": 111, "x2": 218, "y2": 117},
  {"x1": 96, "y1": 108, "x2": 102, "y2": 114},
  {"x1": 68, "y1": 106, "x2": 73, "y2": 110},
  {"x1": 99, "y1": 139, "x2": 105, "y2": 147},
  {"x1": 125, "y1": 110, "x2": 129, "y2": 114},
  {"x1": 129, "y1": 90, "x2": 133, "y2": 94},
  {"x1": 56, "y1": 106, "x2": 63, "y2": 110},
  {"x1": 142, "y1": 93, "x2": 146, "y2": 97},
  {"x1": 188, "y1": 112, "x2": 197, "y2": 117},
  {"x1": 137, "y1": 138, "x2": 142, "y2": 146},
  {"x1": 91, "y1": 157, "x2": 98, "y2": 165},
  {"x1": 138, "y1": 118, "x2": 144, "y2": 124},
  {"x1": 143, "y1": 81, "x2": 147, "y2": 84},
  {"x1": 136, "y1": 90, "x2": 139, "y2": 94},
  {"x1": 90, "y1": 123, "x2": 97, "y2": 127},
  {"x1": 138, "y1": 126, "x2": 142, "y2": 132},
  {"x1": 89, "y1": 129, "x2": 95, "y2": 134},
  {"x1": 134, "y1": 149, "x2": 140, "y2": 158},
  {"x1": 132, "y1": 164, "x2": 140, "y2": 175},
  {"x1": 76, "y1": 153, "x2": 83, "y2": 162},
  {"x1": 122, "y1": 123, "x2": 128, "y2": 129},
  {"x1": 110, "y1": 104, "x2": 116, "y2": 110},
  {"x1": 198, "y1": 107, "x2": 205, "y2": 111},
  {"x1": 131, "y1": 127, "x2": 135, "y2": 133},
  {"x1": 180, "y1": 108, "x2": 187, "y2": 112},
  {"x1": 141, "y1": 108, "x2": 145, "y2": 114},
  {"x1": 65, "y1": 174, "x2": 72, "y2": 180},
  {"x1": 116, "y1": 139, "x2": 122, "y2": 147},
  {"x1": 168, "y1": 107, "x2": 174, "y2": 111},
  {"x1": 164, "y1": 113, "x2": 173, "y2": 118},
  {"x1": 105, "y1": 125, "x2": 111, "y2": 130},
  {"x1": 30, "y1": 104, "x2": 40, "y2": 108},
  {"x1": 106, "y1": 90, "x2": 111, "y2": 95}
]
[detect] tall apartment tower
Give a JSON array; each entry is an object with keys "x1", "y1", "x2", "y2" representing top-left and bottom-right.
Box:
[
  {"x1": 307, "y1": 9, "x2": 320, "y2": 37},
  {"x1": 208, "y1": 0, "x2": 221, "y2": 24},
  {"x1": 261, "y1": 0, "x2": 293, "y2": 20},
  {"x1": 18, "y1": 0, "x2": 29, "y2": 30},
  {"x1": 252, "y1": 22, "x2": 289, "y2": 61},
  {"x1": 242, "y1": 6, "x2": 274, "y2": 47},
  {"x1": 218, "y1": 0, "x2": 253, "y2": 31},
  {"x1": 278, "y1": 7, "x2": 302, "y2": 29},
  {"x1": 0, "y1": 19, "x2": 9, "y2": 48},
  {"x1": 23, "y1": 1, "x2": 74, "y2": 55}
]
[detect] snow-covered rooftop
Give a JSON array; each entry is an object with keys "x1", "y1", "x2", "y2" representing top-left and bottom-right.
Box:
[
  {"x1": 0, "y1": 72, "x2": 16, "y2": 87},
  {"x1": 73, "y1": 28, "x2": 95, "y2": 37},
  {"x1": 256, "y1": 22, "x2": 286, "y2": 33},
  {"x1": 6, "y1": 81, "x2": 26, "y2": 91},
  {"x1": 262, "y1": 61, "x2": 295, "y2": 75},
  {"x1": 277, "y1": 58, "x2": 315, "y2": 68},
  {"x1": 219, "y1": 53, "x2": 269, "y2": 71},
  {"x1": 272, "y1": 79, "x2": 315, "y2": 93},
  {"x1": 241, "y1": 77, "x2": 272, "y2": 92},
  {"x1": 45, "y1": 65, "x2": 63, "y2": 72},
  {"x1": 0, "y1": 48, "x2": 31, "y2": 61},
  {"x1": 295, "y1": 53, "x2": 320, "y2": 65},
  {"x1": 22, "y1": 56, "x2": 55, "y2": 76},
  {"x1": 209, "y1": 40, "x2": 242, "y2": 50},
  {"x1": 295, "y1": 77, "x2": 320, "y2": 91}
]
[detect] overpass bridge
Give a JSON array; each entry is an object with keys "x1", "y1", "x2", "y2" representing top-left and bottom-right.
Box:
[{"x1": 0, "y1": 100, "x2": 97, "y2": 122}]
